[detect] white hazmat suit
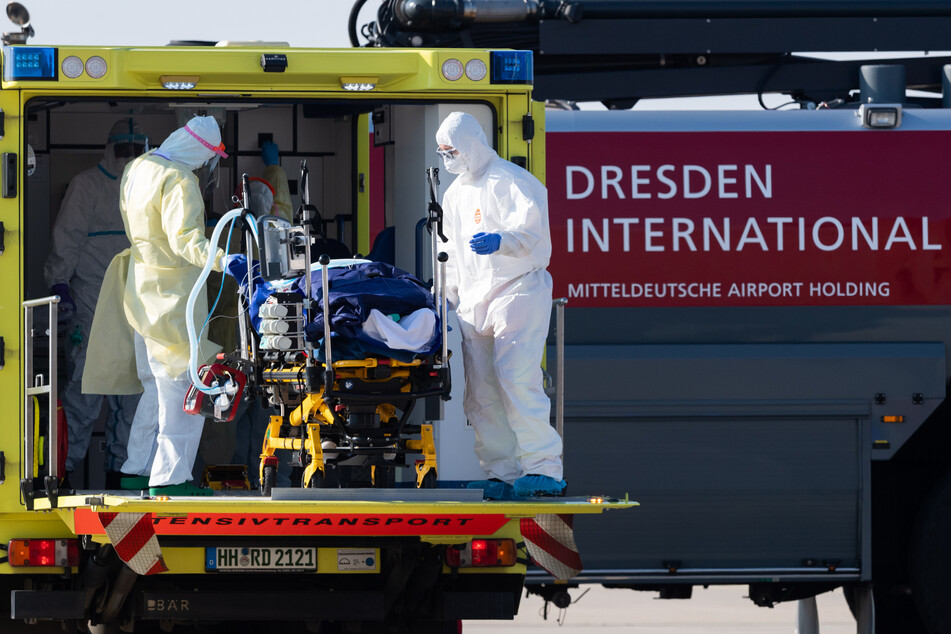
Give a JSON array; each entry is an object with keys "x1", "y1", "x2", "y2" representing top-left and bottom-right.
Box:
[
  {"x1": 111, "y1": 115, "x2": 226, "y2": 491},
  {"x1": 43, "y1": 118, "x2": 148, "y2": 480},
  {"x1": 436, "y1": 112, "x2": 563, "y2": 492}
]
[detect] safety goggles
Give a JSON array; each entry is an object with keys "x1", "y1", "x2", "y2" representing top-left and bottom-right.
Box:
[
  {"x1": 113, "y1": 143, "x2": 146, "y2": 158},
  {"x1": 185, "y1": 123, "x2": 229, "y2": 158},
  {"x1": 436, "y1": 147, "x2": 458, "y2": 159}
]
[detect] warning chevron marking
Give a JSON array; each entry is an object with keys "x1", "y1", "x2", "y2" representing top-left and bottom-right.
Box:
[
  {"x1": 99, "y1": 512, "x2": 168, "y2": 576},
  {"x1": 520, "y1": 513, "x2": 583, "y2": 580}
]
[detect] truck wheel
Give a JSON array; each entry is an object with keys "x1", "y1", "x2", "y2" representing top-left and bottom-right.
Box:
[
  {"x1": 910, "y1": 469, "x2": 951, "y2": 633},
  {"x1": 261, "y1": 465, "x2": 275, "y2": 497}
]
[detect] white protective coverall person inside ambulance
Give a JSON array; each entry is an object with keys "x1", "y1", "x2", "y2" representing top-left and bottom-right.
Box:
[
  {"x1": 43, "y1": 118, "x2": 149, "y2": 489},
  {"x1": 85, "y1": 115, "x2": 230, "y2": 496},
  {"x1": 435, "y1": 111, "x2": 565, "y2": 499}
]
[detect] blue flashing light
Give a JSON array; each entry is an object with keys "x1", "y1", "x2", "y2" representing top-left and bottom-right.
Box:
[
  {"x1": 490, "y1": 51, "x2": 533, "y2": 85},
  {"x1": 3, "y1": 46, "x2": 57, "y2": 81}
]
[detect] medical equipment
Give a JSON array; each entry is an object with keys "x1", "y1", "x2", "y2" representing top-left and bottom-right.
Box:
[{"x1": 188, "y1": 167, "x2": 451, "y2": 495}]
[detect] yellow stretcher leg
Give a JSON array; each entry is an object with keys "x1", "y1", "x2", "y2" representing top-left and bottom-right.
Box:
[
  {"x1": 408, "y1": 423, "x2": 437, "y2": 488},
  {"x1": 301, "y1": 422, "x2": 325, "y2": 487},
  {"x1": 259, "y1": 415, "x2": 286, "y2": 486}
]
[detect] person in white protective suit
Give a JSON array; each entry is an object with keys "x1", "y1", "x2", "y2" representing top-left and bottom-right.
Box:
[
  {"x1": 88, "y1": 115, "x2": 231, "y2": 496},
  {"x1": 435, "y1": 111, "x2": 565, "y2": 500},
  {"x1": 43, "y1": 118, "x2": 149, "y2": 489}
]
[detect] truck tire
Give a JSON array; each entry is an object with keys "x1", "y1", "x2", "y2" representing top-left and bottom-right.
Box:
[{"x1": 909, "y1": 468, "x2": 951, "y2": 633}]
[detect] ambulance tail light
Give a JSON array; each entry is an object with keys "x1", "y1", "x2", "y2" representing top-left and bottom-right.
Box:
[
  {"x1": 446, "y1": 539, "x2": 517, "y2": 567},
  {"x1": 8, "y1": 539, "x2": 79, "y2": 567}
]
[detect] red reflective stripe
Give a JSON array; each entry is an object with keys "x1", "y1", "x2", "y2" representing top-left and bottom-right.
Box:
[
  {"x1": 521, "y1": 520, "x2": 582, "y2": 570},
  {"x1": 520, "y1": 515, "x2": 583, "y2": 577},
  {"x1": 146, "y1": 558, "x2": 169, "y2": 575},
  {"x1": 112, "y1": 514, "x2": 153, "y2": 563},
  {"x1": 98, "y1": 512, "x2": 167, "y2": 576}
]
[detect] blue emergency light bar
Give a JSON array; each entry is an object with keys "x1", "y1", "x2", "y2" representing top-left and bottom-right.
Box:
[
  {"x1": 3, "y1": 46, "x2": 57, "y2": 81},
  {"x1": 490, "y1": 51, "x2": 533, "y2": 85}
]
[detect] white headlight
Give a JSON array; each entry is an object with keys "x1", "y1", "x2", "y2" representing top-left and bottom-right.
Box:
[
  {"x1": 61, "y1": 55, "x2": 83, "y2": 79},
  {"x1": 465, "y1": 59, "x2": 487, "y2": 81},
  {"x1": 441, "y1": 58, "x2": 463, "y2": 81},
  {"x1": 84, "y1": 56, "x2": 107, "y2": 79}
]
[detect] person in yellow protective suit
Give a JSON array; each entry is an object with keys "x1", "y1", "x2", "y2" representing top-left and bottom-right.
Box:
[
  {"x1": 104, "y1": 115, "x2": 229, "y2": 496},
  {"x1": 436, "y1": 111, "x2": 564, "y2": 500},
  {"x1": 44, "y1": 118, "x2": 149, "y2": 489}
]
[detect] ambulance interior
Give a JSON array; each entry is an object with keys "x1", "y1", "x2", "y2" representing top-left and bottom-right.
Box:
[{"x1": 24, "y1": 97, "x2": 493, "y2": 489}]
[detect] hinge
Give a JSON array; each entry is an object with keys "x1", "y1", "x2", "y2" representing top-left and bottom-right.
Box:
[
  {"x1": 0, "y1": 335, "x2": 4, "y2": 369},
  {"x1": 0, "y1": 220, "x2": 4, "y2": 254},
  {"x1": 0, "y1": 108, "x2": 5, "y2": 139},
  {"x1": 522, "y1": 114, "x2": 535, "y2": 142},
  {"x1": 2, "y1": 152, "x2": 15, "y2": 198}
]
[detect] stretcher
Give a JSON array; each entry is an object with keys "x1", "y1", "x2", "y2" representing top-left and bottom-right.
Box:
[{"x1": 188, "y1": 168, "x2": 451, "y2": 496}]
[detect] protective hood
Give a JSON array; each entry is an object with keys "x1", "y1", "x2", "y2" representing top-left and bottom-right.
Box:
[
  {"x1": 239, "y1": 177, "x2": 275, "y2": 215},
  {"x1": 155, "y1": 115, "x2": 227, "y2": 171},
  {"x1": 101, "y1": 117, "x2": 149, "y2": 179},
  {"x1": 435, "y1": 112, "x2": 498, "y2": 180}
]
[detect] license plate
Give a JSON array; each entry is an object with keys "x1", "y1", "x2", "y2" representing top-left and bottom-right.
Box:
[{"x1": 205, "y1": 546, "x2": 317, "y2": 572}]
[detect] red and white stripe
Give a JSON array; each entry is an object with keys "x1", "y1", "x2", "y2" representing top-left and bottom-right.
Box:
[
  {"x1": 519, "y1": 513, "x2": 583, "y2": 580},
  {"x1": 98, "y1": 512, "x2": 168, "y2": 576}
]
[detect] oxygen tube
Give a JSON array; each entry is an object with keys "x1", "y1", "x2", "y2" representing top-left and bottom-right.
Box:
[{"x1": 185, "y1": 207, "x2": 259, "y2": 396}]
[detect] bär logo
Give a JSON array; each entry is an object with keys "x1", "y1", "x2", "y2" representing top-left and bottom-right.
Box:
[{"x1": 474, "y1": 208, "x2": 482, "y2": 224}]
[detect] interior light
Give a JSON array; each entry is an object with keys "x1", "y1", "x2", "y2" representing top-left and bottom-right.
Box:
[
  {"x1": 84, "y1": 55, "x2": 107, "y2": 79},
  {"x1": 441, "y1": 58, "x2": 463, "y2": 81},
  {"x1": 859, "y1": 104, "x2": 902, "y2": 129},
  {"x1": 340, "y1": 76, "x2": 378, "y2": 91},
  {"x1": 161, "y1": 75, "x2": 199, "y2": 90},
  {"x1": 465, "y1": 59, "x2": 487, "y2": 81}
]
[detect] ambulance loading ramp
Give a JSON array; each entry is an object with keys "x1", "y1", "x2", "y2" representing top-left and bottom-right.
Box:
[
  {"x1": 34, "y1": 491, "x2": 634, "y2": 581},
  {"x1": 36, "y1": 490, "x2": 634, "y2": 520},
  {"x1": 34, "y1": 491, "x2": 635, "y2": 543}
]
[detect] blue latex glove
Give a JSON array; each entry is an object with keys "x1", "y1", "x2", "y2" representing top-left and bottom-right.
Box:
[
  {"x1": 51, "y1": 283, "x2": 75, "y2": 321},
  {"x1": 261, "y1": 140, "x2": 280, "y2": 166},
  {"x1": 469, "y1": 232, "x2": 501, "y2": 255},
  {"x1": 220, "y1": 253, "x2": 247, "y2": 276}
]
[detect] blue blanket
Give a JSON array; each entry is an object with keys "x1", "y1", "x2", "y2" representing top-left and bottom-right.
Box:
[{"x1": 224, "y1": 256, "x2": 440, "y2": 361}]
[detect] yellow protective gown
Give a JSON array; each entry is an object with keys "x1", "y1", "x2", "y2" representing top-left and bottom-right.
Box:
[
  {"x1": 85, "y1": 152, "x2": 224, "y2": 394},
  {"x1": 121, "y1": 152, "x2": 224, "y2": 377}
]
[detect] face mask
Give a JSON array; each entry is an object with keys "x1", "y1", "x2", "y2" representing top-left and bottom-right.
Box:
[
  {"x1": 443, "y1": 153, "x2": 468, "y2": 174},
  {"x1": 198, "y1": 155, "x2": 219, "y2": 174}
]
